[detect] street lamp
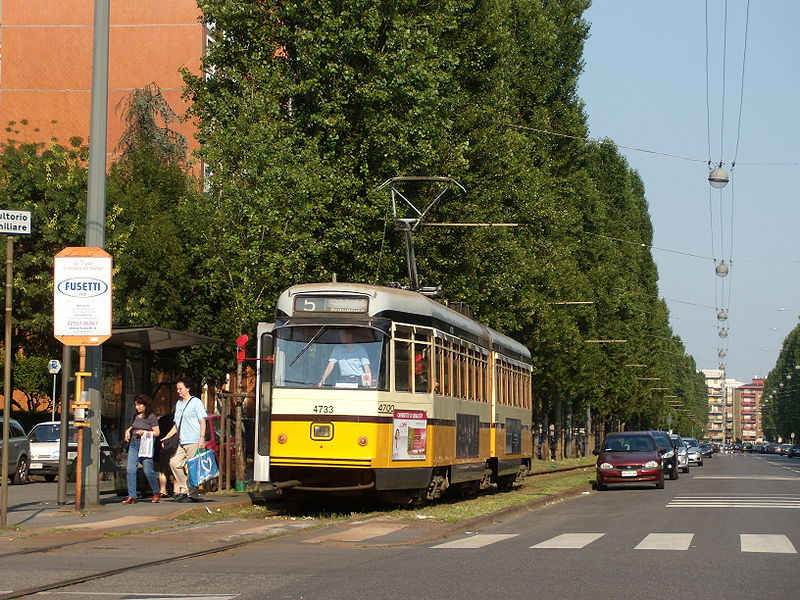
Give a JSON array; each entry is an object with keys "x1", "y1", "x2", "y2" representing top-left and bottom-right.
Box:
[{"x1": 708, "y1": 165, "x2": 730, "y2": 188}]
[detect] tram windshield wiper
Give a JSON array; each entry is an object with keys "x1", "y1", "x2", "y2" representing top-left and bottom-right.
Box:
[{"x1": 289, "y1": 326, "x2": 327, "y2": 367}]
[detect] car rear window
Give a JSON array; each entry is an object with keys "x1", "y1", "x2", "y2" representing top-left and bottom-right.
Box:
[
  {"x1": 603, "y1": 435, "x2": 655, "y2": 452},
  {"x1": 29, "y1": 424, "x2": 78, "y2": 443}
]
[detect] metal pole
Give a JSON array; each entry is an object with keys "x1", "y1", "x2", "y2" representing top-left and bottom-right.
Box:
[
  {"x1": 218, "y1": 393, "x2": 227, "y2": 490},
  {"x1": 403, "y1": 229, "x2": 419, "y2": 291},
  {"x1": 83, "y1": 0, "x2": 110, "y2": 507},
  {"x1": 57, "y1": 345, "x2": 71, "y2": 505},
  {"x1": 235, "y1": 363, "x2": 246, "y2": 490},
  {"x1": 75, "y1": 347, "x2": 87, "y2": 511},
  {"x1": 1, "y1": 236, "x2": 14, "y2": 527},
  {"x1": 51, "y1": 374, "x2": 57, "y2": 421}
]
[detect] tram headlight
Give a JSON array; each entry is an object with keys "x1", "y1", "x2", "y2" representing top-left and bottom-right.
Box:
[
  {"x1": 358, "y1": 436, "x2": 368, "y2": 447},
  {"x1": 277, "y1": 433, "x2": 288, "y2": 444}
]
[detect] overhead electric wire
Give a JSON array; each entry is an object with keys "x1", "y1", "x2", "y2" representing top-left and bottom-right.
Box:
[
  {"x1": 705, "y1": 0, "x2": 712, "y2": 162},
  {"x1": 732, "y1": 0, "x2": 751, "y2": 165},
  {"x1": 508, "y1": 123, "x2": 795, "y2": 166},
  {"x1": 718, "y1": 0, "x2": 729, "y2": 165}
]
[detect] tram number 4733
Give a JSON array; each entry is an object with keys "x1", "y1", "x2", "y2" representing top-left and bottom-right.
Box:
[
  {"x1": 313, "y1": 405, "x2": 334, "y2": 414},
  {"x1": 378, "y1": 404, "x2": 394, "y2": 414}
]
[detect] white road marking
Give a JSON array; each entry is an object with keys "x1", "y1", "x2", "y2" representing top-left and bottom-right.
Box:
[
  {"x1": 635, "y1": 533, "x2": 694, "y2": 550},
  {"x1": 530, "y1": 533, "x2": 605, "y2": 549},
  {"x1": 692, "y1": 475, "x2": 800, "y2": 480},
  {"x1": 432, "y1": 533, "x2": 519, "y2": 548},
  {"x1": 668, "y1": 495, "x2": 800, "y2": 509},
  {"x1": 740, "y1": 534, "x2": 797, "y2": 554}
]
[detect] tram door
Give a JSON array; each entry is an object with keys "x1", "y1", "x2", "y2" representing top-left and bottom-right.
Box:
[{"x1": 254, "y1": 322, "x2": 274, "y2": 482}]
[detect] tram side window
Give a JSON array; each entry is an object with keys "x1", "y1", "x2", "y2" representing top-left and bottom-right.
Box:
[
  {"x1": 414, "y1": 333, "x2": 430, "y2": 393},
  {"x1": 395, "y1": 328, "x2": 431, "y2": 394},
  {"x1": 395, "y1": 336, "x2": 411, "y2": 392},
  {"x1": 439, "y1": 341, "x2": 452, "y2": 396}
]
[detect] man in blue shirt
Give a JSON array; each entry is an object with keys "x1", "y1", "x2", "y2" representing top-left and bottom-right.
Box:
[
  {"x1": 318, "y1": 329, "x2": 372, "y2": 387},
  {"x1": 161, "y1": 378, "x2": 207, "y2": 502}
]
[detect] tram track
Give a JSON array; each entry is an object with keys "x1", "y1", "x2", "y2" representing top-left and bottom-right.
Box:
[
  {"x1": 0, "y1": 538, "x2": 253, "y2": 600},
  {"x1": 0, "y1": 463, "x2": 591, "y2": 599}
]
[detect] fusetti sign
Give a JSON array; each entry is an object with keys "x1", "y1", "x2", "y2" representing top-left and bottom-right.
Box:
[{"x1": 53, "y1": 247, "x2": 112, "y2": 346}]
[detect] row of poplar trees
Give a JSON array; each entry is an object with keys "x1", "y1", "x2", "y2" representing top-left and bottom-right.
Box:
[
  {"x1": 0, "y1": 0, "x2": 707, "y2": 449},
  {"x1": 763, "y1": 326, "x2": 800, "y2": 442}
]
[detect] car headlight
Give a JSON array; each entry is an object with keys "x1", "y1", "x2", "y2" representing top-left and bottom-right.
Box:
[
  {"x1": 599, "y1": 462, "x2": 614, "y2": 470},
  {"x1": 644, "y1": 460, "x2": 660, "y2": 468},
  {"x1": 662, "y1": 449, "x2": 675, "y2": 458},
  {"x1": 51, "y1": 451, "x2": 60, "y2": 459}
]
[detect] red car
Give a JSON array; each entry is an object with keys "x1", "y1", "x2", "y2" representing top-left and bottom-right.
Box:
[{"x1": 594, "y1": 431, "x2": 665, "y2": 490}]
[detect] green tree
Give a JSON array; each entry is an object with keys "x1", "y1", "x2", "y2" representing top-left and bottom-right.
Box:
[{"x1": 0, "y1": 133, "x2": 89, "y2": 357}]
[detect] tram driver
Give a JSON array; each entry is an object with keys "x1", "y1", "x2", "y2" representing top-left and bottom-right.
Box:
[{"x1": 318, "y1": 329, "x2": 373, "y2": 387}]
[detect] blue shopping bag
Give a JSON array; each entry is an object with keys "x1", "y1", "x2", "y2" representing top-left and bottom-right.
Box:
[{"x1": 187, "y1": 449, "x2": 219, "y2": 488}]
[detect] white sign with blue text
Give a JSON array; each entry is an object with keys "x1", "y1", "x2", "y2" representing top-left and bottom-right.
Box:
[{"x1": 53, "y1": 248, "x2": 112, "y2": 346}]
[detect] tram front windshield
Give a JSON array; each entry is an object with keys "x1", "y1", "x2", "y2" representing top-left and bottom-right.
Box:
[{"x1": 274, "y1": 325, "x2": 388, "y2": 390}]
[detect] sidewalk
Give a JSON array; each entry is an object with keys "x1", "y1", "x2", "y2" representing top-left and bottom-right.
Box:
[{"x1": 4, "y1": 488, "x2": 255, "y2": 534}]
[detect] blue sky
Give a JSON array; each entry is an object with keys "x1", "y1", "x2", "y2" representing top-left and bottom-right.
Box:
[{"x1": 578, "y1": 0, "x2": 800, "y2": 383}]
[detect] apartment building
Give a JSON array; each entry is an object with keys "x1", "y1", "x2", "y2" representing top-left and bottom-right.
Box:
[{"x1": 734, "y1": 378, "x2": 764, "y2": 443}]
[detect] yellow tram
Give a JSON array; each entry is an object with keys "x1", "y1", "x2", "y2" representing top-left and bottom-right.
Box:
[{"x1": 253, "y1": 282, "x2": 532, "y2": 503}]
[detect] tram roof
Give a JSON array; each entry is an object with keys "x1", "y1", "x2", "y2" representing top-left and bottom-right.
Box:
[{"x1": 277, "y1": 282, "x2": 530, "y2": 362}]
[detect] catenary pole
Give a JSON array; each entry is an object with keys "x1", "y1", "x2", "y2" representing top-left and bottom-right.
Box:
[{"x1": 82, "y1": 0, "x2": 110, "y2": 506}]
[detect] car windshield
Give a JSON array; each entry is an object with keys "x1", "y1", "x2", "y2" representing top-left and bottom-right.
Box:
[
  {"x1": 273, "y1": 325, "x2": 389, "y2": 390},
  {"x1": 683, "y1": 438, "x2": 699, "y2": 447},
  {"x1": 603, "y1": 435, "x2": 655, "y2": 452},
  {"x1": 29, "y1": 424, "x2": 78, "y2": 443}
]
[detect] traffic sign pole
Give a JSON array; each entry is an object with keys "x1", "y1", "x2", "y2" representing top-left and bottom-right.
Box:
[
  {"x1": 0, "y1": 209, "x2": 30, "y2": 527},
  {"x1": 1, "y1": 237, "x2": 13, "y2": 527},
  {"x1": 48, "y1": 360, "x2": 62, "y2": 421}
]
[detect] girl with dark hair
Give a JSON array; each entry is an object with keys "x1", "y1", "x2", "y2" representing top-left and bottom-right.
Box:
[{"x1": 122, "y1": 394, "x2": 161, "y2": 504}]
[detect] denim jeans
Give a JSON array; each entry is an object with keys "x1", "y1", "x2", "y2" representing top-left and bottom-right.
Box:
[{"x1": 127, "y1": 437, "x2": 160, "y2": 498}]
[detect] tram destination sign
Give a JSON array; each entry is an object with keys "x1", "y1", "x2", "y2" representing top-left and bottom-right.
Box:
[
  {"x1": 53, "y1": 247, "x2": 113, "y2": 346},
  {"x1": 294, "y1": 296, "x2": 369, "y2": 314},
  {"x1": 0, "y1": 209, "x2": 32, "y2": 235}
]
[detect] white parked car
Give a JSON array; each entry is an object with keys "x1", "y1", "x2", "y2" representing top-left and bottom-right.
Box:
[{"x1": 27, "y1": 421, "x2": 114, "y2": 481}]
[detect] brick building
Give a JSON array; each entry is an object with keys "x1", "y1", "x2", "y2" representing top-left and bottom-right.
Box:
[{"x1": 0, "y1": 0, "x2": 208, "y2": 163}]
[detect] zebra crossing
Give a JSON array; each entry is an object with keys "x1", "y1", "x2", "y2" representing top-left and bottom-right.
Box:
[
  {"x1": 431, "y1": 532, "x2": 797, "y2": 554},
  {"x1": 429, "y1": 493, "x2": 800, "y2": 553},
  {"x1": 667, "y1": 494, "x2": 800, "y2": 509}
]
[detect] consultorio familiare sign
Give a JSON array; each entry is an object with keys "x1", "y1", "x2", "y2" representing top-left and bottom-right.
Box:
[{"x1": 53, "y1": 247, "x2": 112, "y2": 346}]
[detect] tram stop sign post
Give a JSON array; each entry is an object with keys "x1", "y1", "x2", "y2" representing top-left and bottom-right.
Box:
[{"x1": 53, "y1": 247, "x2": 112, "y2": 510}]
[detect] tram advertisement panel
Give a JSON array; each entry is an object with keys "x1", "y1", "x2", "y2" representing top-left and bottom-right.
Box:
[{"x1": 392, "y1": 410, "x2": 427, "y2": 460}]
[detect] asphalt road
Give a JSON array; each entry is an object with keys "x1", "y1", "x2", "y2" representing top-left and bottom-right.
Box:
[{"x1": 1, "y1": 452, "x2": 799, "y2": 600}]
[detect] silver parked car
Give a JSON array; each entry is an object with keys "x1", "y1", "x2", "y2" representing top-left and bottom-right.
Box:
[
  {"x1": 682, "y1": 436, "x2": 704, "y2": 466},
  {"x1": 669, "y1": 433, "x2": 690, "y2": 473},
  {"x1": 0, "y1": 417, "x2": 30, "y2": 484}
]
